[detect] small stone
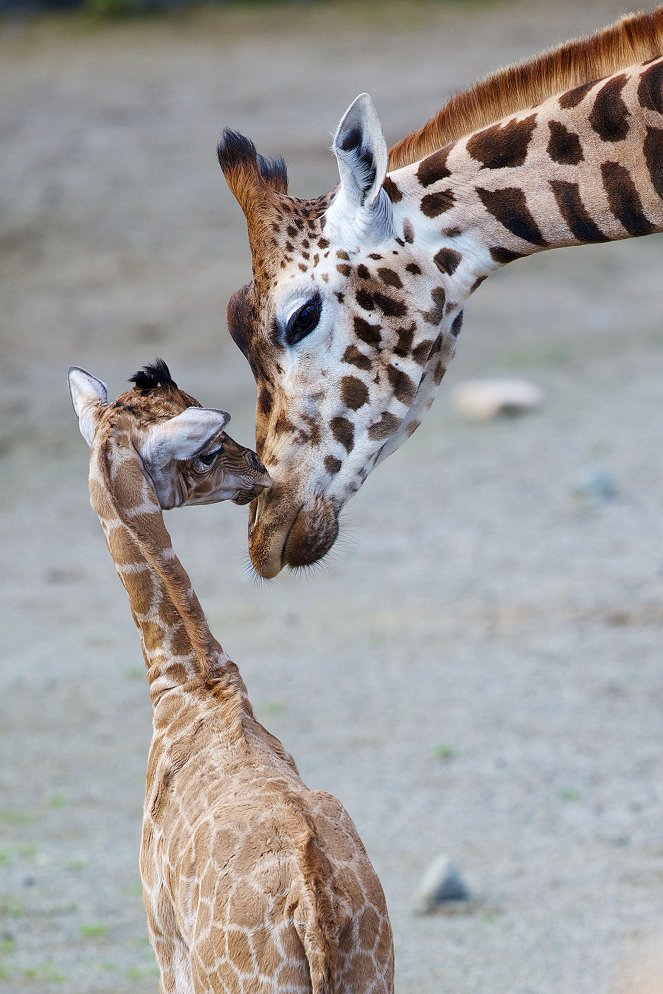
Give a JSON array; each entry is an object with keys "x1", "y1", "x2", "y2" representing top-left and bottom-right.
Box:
[
  {"x1": 414, "y1": 854, "x2": 470, "y2": 914},
  {"x1": 451, "y1": 378, "x2": 544, "y2": 421}
]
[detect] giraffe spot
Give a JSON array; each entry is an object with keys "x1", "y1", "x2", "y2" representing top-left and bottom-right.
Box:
[
  {"x1": 406, "y1": 419, "x2": 422, "y2": 437},
  {"x1": 476, "y1": 186, "x2": 548, "y2": 246},
  {"x1": 318, "y1": 238, "x2": 329, "y2": 248},
  {"x1": 356, "y1": 288, "x2": 374, "y2": 311},
  {"x1": 383, "y1": 176, "x2": 403, "y2": 202},
  {"x1": 466, "y1": 113, "x2": 537, "y2": 170},
  {"x1": 638, "y1": 59, "x2": 663, "y2": 113},
  {"x1": 330, "y1": 416, "x2": 355, "y2": 452},
  {"x1": 286, "y1": 225, "x2": 297, "y2": 238},
  {"x1": 335, "y1": 292, "x2": 345, "y2": 303},
  {"x1": 337, "y1": 263, "x2": 352, "y2": 276},
  {"x1": 433, "y1": 360, "x2": 446, "y2": 384},
  {"x1": 420, "y1": 189, "x2": 456, "y2": 217},
  {"x1": 275, "y1": 411, "x2": 296, "y2": 434},
  {"x1": 489, "y1": 246, "x2": 523, "y2": 264},
  {"x1": 402, "y1": 218, "x2": 415, "y2": 243},
  {"x1": 589, "y1": 74, "x2": 630, "y2": 142},
  {"x1": 341, "y1": 375, "x2": 369, "y2": 409},
  {"x1": 301, "y1": 251, "x2": 310, "y2": 261},
  {"x1": 416, "y1": 145, "x2": 452, "y2": 187},
  {"x1": 422, "y1": 286, "x2": 446, "y2": 325},
  {"x1": 644, "y1": 125, "x2": 663, "y2": 200},
  {"x1": 302, "y1": 238, "x2": 310, "y2": 248},
  {"x1": 298, "y1": 263, "x2": 307, "y2": 273},
  {"x1": 406, "y1": 261, "x2": 422, "y2": 275},
  {"x1": 412, "y1": 339, "x2": 434, "y2": 364},
  {"x1": 558, "y1": 78, "x2": 597, "y2": 109},
  {"x1": 257, "y1": 385, "x2": 273, "y2": 416},
  {"x1": 433, "y1": 247, "x2": 462, "y2": 276},
  {"x1": 387, "y1": 365, "x2": 416, "y2": 405},
  {"x1": 395, "y1": 322, "x2": 415, "y2": 357},
  {"x1": 549, "y1": 179, "x2": 609, "y2": 242},
  {"x1": 368, "y1": 252, "x2": 383, "y2": 260},
  {"x1": 337, "y1": 249, "x2": 350, "y2": 260},
  {"x1": 471, "y1": 275, "x2": 487, "y2": 292},
  {"x1": 325, "y1": 455, "x2": 342, "y2": 475},
  {"x1": 368, "y1": 411, "x2": 401, "y2": 440},
  {"x1": 547, "y1": 120, "x2": 584, "y2": 164},
  {"x1": 322, "y1": 272, "x2": 329, "y2": 283},
  {"x1": 377, "y1": 267, "x2": 403, "y2": 289},
  {"x1": 354, "y1": 316, "x2": 381, "y2": 346},
  {"x1": 451, "y1": 311, "x2": 464, "y2": 337},
  {"x1": 227, "y1": 928, "x2": 256, "y2": 974},
  {"x1": 601, "y1": 160, "x2": 655, "y2": 236},
  {"x1": 373, "y1": 292, "x2": 407, "y2": 318},
  {"x1": 342, "y1": 344, "x2": 372, "y2": 371},
  {"x1": 285, "y1": 241, "x2": 294, "y2": 253},
  {"x1": 357, "y1": 263, "x2": 370, "y2": 280}
]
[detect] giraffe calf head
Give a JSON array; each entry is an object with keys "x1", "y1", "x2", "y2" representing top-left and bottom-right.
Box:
[{"x1": 68, "y1": 360, "x2": 271, "y2": 509}]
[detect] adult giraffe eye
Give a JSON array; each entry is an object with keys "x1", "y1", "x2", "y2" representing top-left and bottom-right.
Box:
[{"x1": 285, "y1": 293, "x2": 322, "y2": 347}]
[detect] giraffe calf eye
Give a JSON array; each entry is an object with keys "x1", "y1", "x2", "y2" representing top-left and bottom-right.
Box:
[
  {"x1": 196, "y1": 447, "x2": 222, "y2": 469},
  {"x1": 284, "y1": 293, "x2": 322, "y2": 347}
]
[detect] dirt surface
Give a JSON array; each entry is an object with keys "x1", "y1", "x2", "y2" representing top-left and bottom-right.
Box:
[{"x1": 2, "y1": 2, "x2": 663, "y2": 991}]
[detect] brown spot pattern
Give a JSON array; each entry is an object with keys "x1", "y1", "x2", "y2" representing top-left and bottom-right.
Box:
[
  {"x1": 466, "y1": 114, "x2": 537, "y2": 170},
  {"x1": 354, "y1": 315, "x2": 381, "y2": 346},
  {"x1": 420, "y1": 189, "x2": 456, "y2": 217},
  {"x1": 601, "y1": 161, "x2": 655, "y2": 236},
  {"x1": 644, "y1": 125, "x2": 663, "y2": 199},
  {"x1": 637, "y1": 58, "x2": 663, "y2": 114},
  {"x1": 342, "y1": 345, "x2": 372, "y2": 371},
  {"x1": 324, "y1": 455, "x2": 342, "y2": 475},
  {"x1": 422, "y1": 286, "x2": 446, "y2": 325},
  {"x1": 476, "y1": 186, "x2": 548, "y2": 246},
  {"x1": 417, "y1": 146, "x2": 452, "y2": 187},
  {"x1": 433, "y1": 247, "x2": 462, "y2": 276},
  {"x1": 549, "y1": 179, "x2": 609, "y2": 242},
  {"x1": 558, "y1": 78, "x2": 597, "y2": 110},
  {"x1": 547, "y1": 121, "x2": 584, "y2": 164},
  {"x1": 367, "y1": 411, "x2": 401, "y2": 440},
  {"x1": 588, "y1": 74, "x2": 630, "y2": 142},
  {"x1": 451, "y1": 312, "x2": 464, "y2": 338},
  {"x1": 377, "y1": 267, "x2": 403, "y2": 289},
  {"x1": 387, "y1": 365, "x2": 416, "y2": 405},
  {"x1": 489, "y1": 246, "x2": 523, "y2": 264},
  {"x1": 330, "y1": 416, "x2": 355, "y2": 452},
  {"x1": 340, "y1": 376, "x2": 369, "y2": 410},
  {"x1": 382, "y1": 176, "x2": 403, "y2": 202}
]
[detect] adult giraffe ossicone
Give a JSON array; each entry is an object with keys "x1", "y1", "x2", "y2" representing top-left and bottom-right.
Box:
[{"x1": 218, "y1": 7, "x2": 663, "y2": 578}]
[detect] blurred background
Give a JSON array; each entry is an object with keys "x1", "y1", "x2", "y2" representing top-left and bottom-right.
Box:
[{"x1": 2, "y1": 1, "x2": 663, "y2": 991}]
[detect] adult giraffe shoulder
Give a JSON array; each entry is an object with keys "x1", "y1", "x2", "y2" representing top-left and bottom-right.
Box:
[
  {"x1": 68, "y1": 361, "x2": 394, "y2": 994},
  {"x1": 218, "y1": 6, "x2": 663, "y2": 579}
]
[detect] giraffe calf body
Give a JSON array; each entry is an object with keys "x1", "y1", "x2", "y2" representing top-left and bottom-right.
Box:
[{"x1": 68, "y1": 361, "x2": 393, "y2": 994}]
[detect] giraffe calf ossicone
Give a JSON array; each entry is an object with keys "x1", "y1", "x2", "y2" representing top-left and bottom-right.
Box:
[{"x1": 68, "y1": 360, "x2": 393, "y2": 994}]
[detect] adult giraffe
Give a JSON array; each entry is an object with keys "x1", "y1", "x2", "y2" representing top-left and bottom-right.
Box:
[{"x1": 218, "y1": 7, "x2": 663, "y2": 578}]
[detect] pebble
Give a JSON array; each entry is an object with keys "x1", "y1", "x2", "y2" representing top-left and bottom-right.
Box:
[
  {"x1": 414, "y1": 854, "x2": 470, "y2": 914},
  {"x1": 451, "y1": 378, "x2": 544, "y2": 421}
]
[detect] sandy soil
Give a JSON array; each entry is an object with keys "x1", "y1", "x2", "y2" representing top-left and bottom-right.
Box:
[{"x1": 1, "y1": 2, "x2": 663, "y2": 991}]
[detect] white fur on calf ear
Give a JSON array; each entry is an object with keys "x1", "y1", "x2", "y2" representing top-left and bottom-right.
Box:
[
  {"x1": 68, "y1": 366, "x2": 108, "y2": 446},
  {"x1": 326, "y1": 93, "x2": 392, "y2": 247},
  {"x1": 140, "y1": 407, "x2": 231, "y2": 468}
]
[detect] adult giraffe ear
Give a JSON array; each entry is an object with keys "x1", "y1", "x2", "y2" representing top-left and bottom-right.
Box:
[
  {"x1": 68, "y1": 366, "x2": 108, "y2": 446},
  {"x1": 326, "y1": 93, "x2": 393, "y2": 245},
  {"x1": 140, "y1": 407, "x2": 231, "y2": 468}
]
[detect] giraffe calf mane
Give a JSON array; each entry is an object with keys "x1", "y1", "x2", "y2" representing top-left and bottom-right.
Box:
[
  {"x1": 388, "y1": 6, "x2": 663, "y2": 169},
  {"x1": 129, "y1": 358, "x2": 178, "y2": 392}
]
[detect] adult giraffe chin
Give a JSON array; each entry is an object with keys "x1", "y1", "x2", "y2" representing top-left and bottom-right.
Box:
[{"x1": 218, "y1": 7, "x2": 663, "y2": 579}]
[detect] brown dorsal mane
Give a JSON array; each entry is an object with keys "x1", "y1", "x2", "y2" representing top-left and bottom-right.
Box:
[{"x1": 388, "y1": 6, "x2": 663, "y2": 170}]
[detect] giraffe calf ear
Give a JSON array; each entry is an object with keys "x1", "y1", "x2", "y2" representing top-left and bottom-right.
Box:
[
  {"x1": 140, "y1": 407, "x2": 231, "y2": 468},
  {"x1": 68, "y1": 366, "x2": 108, "y2": 446},
  {"x1": 327, "y1": 93, "x2": 392, "y2": 245}
]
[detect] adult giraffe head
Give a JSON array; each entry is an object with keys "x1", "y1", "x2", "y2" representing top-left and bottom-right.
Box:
[{"x1": 218, "y1": 8, "x2": 663, "y2": 578}]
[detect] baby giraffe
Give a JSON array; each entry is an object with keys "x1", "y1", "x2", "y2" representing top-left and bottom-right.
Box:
[{"x1": 68, "y1": 360, "x2": 394, "y2": 994}]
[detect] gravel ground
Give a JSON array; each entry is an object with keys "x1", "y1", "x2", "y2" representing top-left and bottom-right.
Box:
[{"x1": 1, "y1": 2, "x2": 663, "y2": 992}]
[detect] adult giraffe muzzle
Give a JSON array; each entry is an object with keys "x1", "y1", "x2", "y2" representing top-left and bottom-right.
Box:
[{"x1": 218, "y1": 7, "x2": 663, "y2": 578}]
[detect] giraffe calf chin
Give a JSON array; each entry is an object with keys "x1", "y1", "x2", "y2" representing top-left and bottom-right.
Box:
[{"x1": 68, "y1": 359, "x2": 394, "y2": 994}]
